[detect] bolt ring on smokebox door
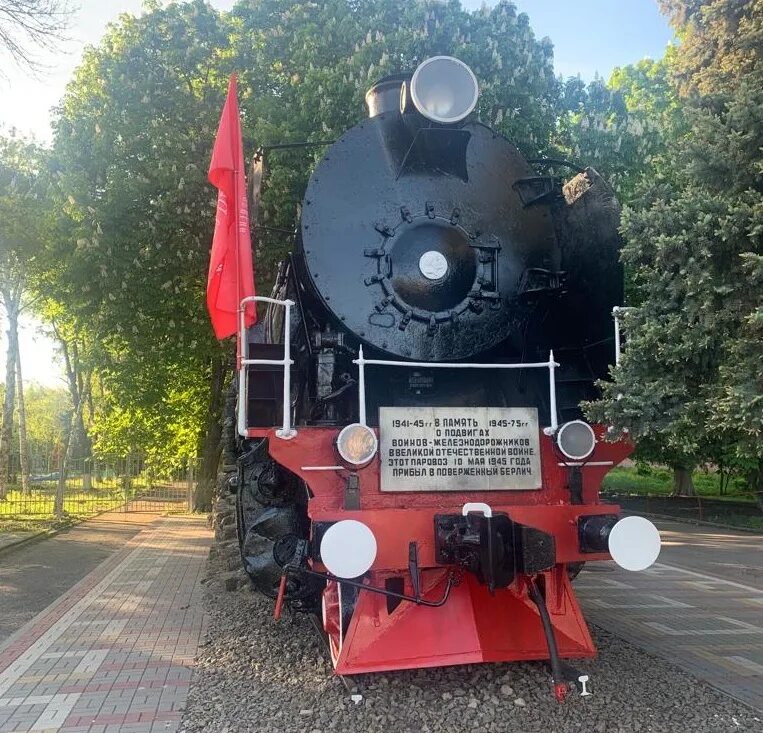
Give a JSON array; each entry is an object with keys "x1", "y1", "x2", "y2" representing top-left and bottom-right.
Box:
[{"x1": 368, "y1": 212, "x2": 494, "y2": 322}]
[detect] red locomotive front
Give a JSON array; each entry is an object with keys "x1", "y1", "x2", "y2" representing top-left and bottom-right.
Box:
[{"x1": 222, "y1": 56, "x2": 661, "y2": 702}]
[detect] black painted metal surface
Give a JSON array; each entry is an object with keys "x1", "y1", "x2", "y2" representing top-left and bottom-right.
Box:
[
  {"x1": 297, "y1": 115, "x2": 558, "y2": 361},
  {"x1": 252, "y1": 81, "x2": 626, "y2": 427}
]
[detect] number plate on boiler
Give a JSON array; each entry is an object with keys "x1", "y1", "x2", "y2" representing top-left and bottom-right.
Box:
[{"x1": 379, "y1": 407, "x2": 541, "y2": 492}]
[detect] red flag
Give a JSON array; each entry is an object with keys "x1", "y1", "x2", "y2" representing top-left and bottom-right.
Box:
[{"x1": 207, "y1": 74, "x2": 256, "y2": 340}]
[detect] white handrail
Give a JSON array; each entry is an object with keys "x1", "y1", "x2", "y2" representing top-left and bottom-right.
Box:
[
  {"x1": 238, "y1": 296, "x2": 296, "y2": 439},
  {"x1": 353, "y1": 346, "x2": 561, "y2": 434},
  {"x1": 612, "y1": 306, "x2": 633, "y2": 366}
]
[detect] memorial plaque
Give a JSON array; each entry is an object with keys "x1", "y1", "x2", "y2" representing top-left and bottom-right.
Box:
[{"x1": 379, "y1": 406, "x2": 542, "y2": 492}]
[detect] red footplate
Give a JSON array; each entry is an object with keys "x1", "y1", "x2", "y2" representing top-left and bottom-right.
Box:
[{"x1": 329, "y1": 566, "x2": 594, "y2": 675}]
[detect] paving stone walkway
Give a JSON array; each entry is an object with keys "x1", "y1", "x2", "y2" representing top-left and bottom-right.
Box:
[
  {"x1": 0, "y1": 516, "x2": 210, "y2": 733},
  {"x1": 577, "y1": 519, "x2": 763, "y2": 713}
]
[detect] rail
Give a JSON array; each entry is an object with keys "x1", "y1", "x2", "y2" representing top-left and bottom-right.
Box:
[
  {"x1": 353, "y1": 345, "x2": 561, "y2": 435},
  {"x1": 239, "y1": 295, "x2": 563, "y2": 438},
  {"x1": 238, "y1": 296, "x2": 296, "y2": 439}
]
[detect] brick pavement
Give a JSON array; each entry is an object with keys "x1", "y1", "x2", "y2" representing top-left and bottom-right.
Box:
[
  {"x1": 577, "y1": 520, "x2": 763, "y2": 712},
  {"x1": 0, "y1": 516, "x2": 211, "y2": 733}
]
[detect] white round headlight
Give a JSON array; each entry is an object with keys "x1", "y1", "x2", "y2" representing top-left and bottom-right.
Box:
[
  {"x1": 556, "y1": 420, "x2": 596, "y2": 461},
  {"x1": 336, "y1": 423, "x2": 378, "y2": 466},
  {"x1": 410, "y1": 56, "x2": 479, "y2": 124},
  {"x1": 320, "y1": 520, "x2": 377, "y2": 578},
  {"x1": 608, "y1": 516, "x2": 661, "y2": 571}
]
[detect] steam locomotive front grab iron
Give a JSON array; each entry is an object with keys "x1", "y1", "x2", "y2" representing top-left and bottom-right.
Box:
[{"x1": 225, "y1": 56, "x2": 661, "y2": 701}]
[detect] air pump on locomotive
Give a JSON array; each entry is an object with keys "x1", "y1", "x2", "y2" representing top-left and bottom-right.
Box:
[{"x1": 223, "y1": 56, "x2": 661, "y2": 701}]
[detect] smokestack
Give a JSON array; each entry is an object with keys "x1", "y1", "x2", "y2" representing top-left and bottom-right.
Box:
[{"x1": 365, "y1": 74, "x2": 409, "y2": 118}]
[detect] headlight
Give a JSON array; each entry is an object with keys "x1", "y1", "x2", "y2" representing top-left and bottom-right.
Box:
[
  {"x1": 556, "y1": 420, "x2": 596, "y2": 461},
  {"x1": 336, "y1": 423, "x2": 378, "y2": 466},
  {"x1": 320, "y1": 519, "x2": 377, "y2": 578},
  {"x1": 409, "y1": 55, "x2": 479, "y2": 124}
]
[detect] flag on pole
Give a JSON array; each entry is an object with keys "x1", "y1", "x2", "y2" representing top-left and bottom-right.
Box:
[{"x1": 206, "y1": 74, "x2": 256, "y2": 340}]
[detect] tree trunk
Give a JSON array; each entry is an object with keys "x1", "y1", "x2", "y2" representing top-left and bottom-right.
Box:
[
  {"x1": 72, "y1": 372, "x2": 92, "y2": 460},
  {"x1": 0, "y1": 304, "x2": 19, "y2": 499},
  {"x1": 55, "y1": 328, "x2": 92, "y2": 461},
  {"x1": 54, "y1": 391, "x2": 86, "y2": 519},
  {"x1": 194, "y1": 352, "x2": 227, "y2": 511},
  {"x1": 671, "y1": 466, "x2": 696, "y2": 496},
  {"x1": 16, "y1": 350, "x2": 30, "y2": 495},
  {"x1": 750, "y1": 458, "x2": 763, "y2": 514}
]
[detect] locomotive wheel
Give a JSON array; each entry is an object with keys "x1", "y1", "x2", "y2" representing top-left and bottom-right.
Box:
[
  {"x1": 321, "y1": 581, "x2": 358, "y2": 666},
  {"x1": 235, "y1": 440, "x2": 321, "y2": 609}
]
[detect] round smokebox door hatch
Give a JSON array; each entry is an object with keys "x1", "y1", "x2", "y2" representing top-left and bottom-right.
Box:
[{"x1": 389, "y1": 220, "x2": 477, "y2": 312}]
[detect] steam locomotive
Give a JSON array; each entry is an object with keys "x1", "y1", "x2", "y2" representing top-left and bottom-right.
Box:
[{"x1": 225, "y1": 56, "x2": 661, "y2": 701}]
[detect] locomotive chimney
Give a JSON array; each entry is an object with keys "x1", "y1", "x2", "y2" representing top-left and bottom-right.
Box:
[{"x1": 365, "y1": 73, "x2": 409, "y2": 118}]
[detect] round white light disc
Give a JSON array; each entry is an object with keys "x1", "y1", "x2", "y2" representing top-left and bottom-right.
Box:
[
  {"x1": 608, "y1": 516, "x2": 661, "y2": 571},
  {"x1": 320, "y1": 520, "x2": 377, "y2": 579},
  {"x1": 419, "y1": 250, "x2": 448, "y2": 280}
]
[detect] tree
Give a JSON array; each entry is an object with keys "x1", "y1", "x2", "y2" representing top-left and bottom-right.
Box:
[
  {"x1": 17, "y1": 382, "x2": 69, "y2": 466},
  {"x1": 15, "y1": 349, "x2": 29, "y2": 493},
  {"x1": 0, "y1": 133, "x2": 47, "y2": 497},
  {"x1": 558, "y1": 53, "x2": 683, "y2": 205},
  {"x1": 41, "y1": 0, "x2": 564, "y2": 509},
  {"x1": 46, "y1": 0, "x2": 234, "y2": 508},
  {"x1": 46, "y1": 307, "x2": 94, "y2": 461},
  {"x1": 0, "y1": 0, "x2": 73, "y2": 73},
  {"x1": 587, "y1": 0, "x2": 763, "y2": 497}
]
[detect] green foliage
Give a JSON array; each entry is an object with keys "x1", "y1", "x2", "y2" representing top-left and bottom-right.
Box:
[
  {"x1": 45, "y1": 0, "x2": 232, "y2": 465},
  {"x1": 557, "y1": 53, "x2": 683, "y2": 205},
  {"x1": 31, "y1": 0, "x2": 759, "y2": 485},
  {"x1": 602, "y1": 465, "x2": 750, "y2": 499},
  {"x1": 587, "y1": 0, "x2": 763, "y2": 484},
  {"x1": 0, "y1": 132, "x2": 49, "y2": 271},
  {"x1": 91, "y1": 365, "x2": 212, "y2": 473},
  {"x1": 19, "y1": 383, "x2": 70, "y2": 462}
]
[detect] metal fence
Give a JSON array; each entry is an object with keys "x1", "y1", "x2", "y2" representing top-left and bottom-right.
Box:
[{"x1": 0, "y1": 456, "x2": 198, "y2": 519}]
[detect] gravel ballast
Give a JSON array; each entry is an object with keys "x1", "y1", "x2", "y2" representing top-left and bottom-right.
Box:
[{"x1": 181, "y1": 545, "x2": 762, "y2": 733}]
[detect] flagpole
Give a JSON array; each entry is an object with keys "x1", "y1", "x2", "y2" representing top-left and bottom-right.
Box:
[{"x1": 232, "y1": 77, "x2": 243, "y2": 372}]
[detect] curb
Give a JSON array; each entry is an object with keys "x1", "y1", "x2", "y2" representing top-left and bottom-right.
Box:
[
  {"x1": 635, "y1": 510, "x2": 763, "y2": 535},
  {"x1": 0, "y1": 502, "x2": 135, "y2": 559},
  {"x1": 0, "y1": 501, "x2": 188, "y2": 559},
  {"x1": 0, "y1": 524, "x2": 71, "y2": 557}
]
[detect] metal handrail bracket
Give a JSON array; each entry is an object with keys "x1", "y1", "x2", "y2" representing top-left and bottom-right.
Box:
[
  {"x1": 238, "y1": 296, "x2": 296, "y2": 440},
  {"x1": 353, "y1": 345, "x2": 561, "y2": 435}
]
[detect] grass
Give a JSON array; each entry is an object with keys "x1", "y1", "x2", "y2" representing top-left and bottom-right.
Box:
[
  {"x1": 0, "y1": 517, "x2": 64, "y2": 534},
  {"x1": 601, "y1": 465, "x2": 756, "y2": 502}
]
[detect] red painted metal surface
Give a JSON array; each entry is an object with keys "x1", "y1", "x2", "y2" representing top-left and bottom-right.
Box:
[
  {"x1": 260, "y1": 423, "x2": 632, "y2": 674},
  {"x1": 329, "y1": 568, "x2": 595, "y2": 674}
]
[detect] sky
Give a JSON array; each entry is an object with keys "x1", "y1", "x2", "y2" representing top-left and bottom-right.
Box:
[{"x1": 0, "y1": 0, "x2": 673, "y2": 387}]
